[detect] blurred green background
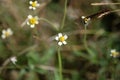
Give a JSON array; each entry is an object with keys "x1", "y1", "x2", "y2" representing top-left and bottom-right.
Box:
[{"x1": 0, "y1": 0, "x2": 120, "y2": 80}]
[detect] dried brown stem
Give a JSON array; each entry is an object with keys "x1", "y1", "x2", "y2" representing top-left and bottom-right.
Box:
[{"x1": 91, "y1": 3, "x2": 120, "y2": 6}]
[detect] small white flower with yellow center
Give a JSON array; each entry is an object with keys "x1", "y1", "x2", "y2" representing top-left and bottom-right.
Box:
[
  {"x1": 110, "y1": 49, "x2": 119, "y2": 58},
  {"x1": 55, "y1": 33, "x2": 68, "y2": 46},
  {"x1": 1, "y1": 28, "x2": 13, "y2": 39},
  {"x1": 10, "y1": 56, "x2": 17, "y2": 64},
  {"x1": 27, "y1": 15, "x2": 39, "y2": 28},
  {"x1": 81, "y1": 16, "x2": 91, "y2": 25},
  {"x1": 29, "y1": 1, "x2": 40, "y2": 10}
]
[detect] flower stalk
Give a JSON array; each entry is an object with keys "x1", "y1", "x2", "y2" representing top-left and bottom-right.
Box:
[
  {"x1": 57, "y1": 47, "x2": 63, "y2": 80},
  {"x1": 60, "y1": 0, "x2": 68, "y2": 30}
]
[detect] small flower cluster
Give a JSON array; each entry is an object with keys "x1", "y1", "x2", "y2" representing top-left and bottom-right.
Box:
[
  {"x1": 0, "y1": 0, "x2": 41, "y2": 65},
  {"x1": 110, "y1": 49, "x2": 119, "y2": 58},
  {"x1": 1, "y1": 28, "x2": 13, "y2": 39},
  {"x1": 55, "y1": 33, "x2": 68, "y2": 46},
  {"x1": 29, "y1": 1, "x2": 40, "y2": 10},
  {"x1": 81, "y1": 16, "x2": 91, "y2": 26},
  {"x1": 27, "y1": 15, "x2": 39, "y2": 28},
  {"x1": 27, "y1": 0, "x2": 40, "y2": 28},
  {"x1": 10, "y1": 56, "x2": 17, "y2": 64},
  {"x1": 81, "y1": 15, "x2": 120, "y2": 59},
  {"x1": 27, "y1": 1, "x2": 68, "y2": 46}
]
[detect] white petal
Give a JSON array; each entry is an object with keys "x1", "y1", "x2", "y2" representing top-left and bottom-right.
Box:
[
  {"x1": 7, "y1": 28, "x2": 11, "y2": 31},
  {"x1": 7, "y1": 28, "x2": 13, "y2": 35},
  {"x1": 55, "y1": 36, "x2": 59, "y2": 41},
  {"x1": 37, "y1": 4, "x2": 40, "y2": 7},
  {"x1": 36, "y1": 21, "x2": 39, "y2": 24},
  {"x1": 29, "y1": 6, "x2": 33, "y2": 9},
  {"x1": 58, "y1": 42, "x2": 62, "y2": 46},
  {"x1": 30, "y1": 25, "x2": 35, "y2": 28},
  {"x1": 28, "y1": 15, "x2": 32, "y2": 19},
  {"x1": 81, "y1": 16, "x2": 85, "y2": 19},
  {"x1": 63, "y1": 41, "x2": 67, "y2": 45},
  {"x1": 33, "y1": 7, "x2": 36, "y2": 10},
  {"x1": 1, "y1": 35, "x2": 6, "y2": 39},
  {"x1": 27, "y1": 21, "x2": 30, "y2": 25},
  {"x1": 9, "y1": 31, "x2": 13, "y2": 35},
  {"x1": 34, "y1": 1, "x2": 37, "y2": 3},
  {"x1": 2, "y1": 30, "x2": 6, "y2": 34},
  {"x1": 111, "y1": 49, "x2": 116, "y2": 53},
  {"x1": 58, "y1": 33, "x2": 62, "y2": 37},
  {"x1": 29, "y1": 1, "x2": 33, "y2": 4},
  {"x1": 10, "y1": 57, "x2": 17, "y2": 64},
  {"x1": 64, "y1": 35, "x2": 68, "y2": 39}
]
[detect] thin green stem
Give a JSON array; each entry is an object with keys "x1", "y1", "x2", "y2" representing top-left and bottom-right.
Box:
[
  {"x1": 83, "y1": 25, "x2": 87, "y2": 49},
  {"x1": 57, "y1": 47, "x2": 63, "y2": 80},
  {"x1": 83, "y1": 25, "x2": 95, "y2": 59},
  {"x1": 60, "y1": 0, "x2": 68, "y2": 30},
  {"x1": 39, "y1": 18, "x2": 58, "y2": 31},
  {"x1": 57, "y1": 1, "x2": 68, "y2": 80}
]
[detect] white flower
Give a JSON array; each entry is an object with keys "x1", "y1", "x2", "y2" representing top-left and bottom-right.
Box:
[
  {"x1": 81, "y1": 16, "x2": 91, "y2": 26},
  {"x1": 110, "y1": 49, "x2": 119, "y2": 58},
  {"x1": 10, "y1": 56, "x2": 17, "y2": 64},
  {"x1": 55, "y1": 33, "x2": 68, "y2": 46},
  {"x1": 29, "y1": 1, "x2": 40, "y2": 10},
  {"x1": 27, "y1": 15, "x2": 39, "y2": 28},
  {"x1": 1, "y1": 28, "x2": 13, "y2": 39}
]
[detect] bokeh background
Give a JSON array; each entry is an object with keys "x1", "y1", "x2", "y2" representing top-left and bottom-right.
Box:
[{"x1": 0, "y1": 0, "x2": 120, "y2": 80}]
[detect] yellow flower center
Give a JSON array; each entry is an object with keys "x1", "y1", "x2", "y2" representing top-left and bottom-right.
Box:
[
  {"x1": 84, "y1": 18, "x2": 90, "y2": 23},
  {"x1": 5, "y1": 32, "x2": 10, "y2": 37},
  {"x1": 59, "y1": 36, "x2": 65, "y2": 42},
  {"x1": 112, "y1": 52, "x2": 119, "y2": 57},
  {"x1": 29, "y1": 18, "x2": 36, "y2": 24},
  {"x1": 32, "y1": 2, "x2": 37, "y2": 7}
]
